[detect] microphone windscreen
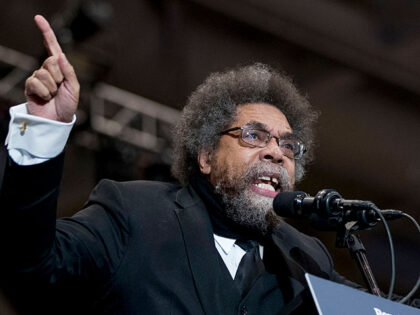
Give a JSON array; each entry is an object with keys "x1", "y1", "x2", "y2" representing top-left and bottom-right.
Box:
[{"x1": 273, "y1": 191, "x2": 306, "y2": 218}]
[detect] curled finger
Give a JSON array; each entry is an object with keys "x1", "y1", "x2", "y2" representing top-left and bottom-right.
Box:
[
  {"x1": 34, "y1": 68, "x2": 58, "y2": 96},
  {"x1": 25, "y1": 76, "x2": 52, "y2": 101},
  {"x1": 43, "y1": 56, "x2": 64, "y2": 84}
]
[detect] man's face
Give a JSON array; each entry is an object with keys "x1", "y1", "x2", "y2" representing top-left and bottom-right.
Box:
[{"x1": 199, "y1": 103, "x2": 295, "y2": 233}]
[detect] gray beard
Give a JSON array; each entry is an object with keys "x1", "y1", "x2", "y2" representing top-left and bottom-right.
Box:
[{"x1": 214, "y1": 163, "x2": 292, "y2": 235}]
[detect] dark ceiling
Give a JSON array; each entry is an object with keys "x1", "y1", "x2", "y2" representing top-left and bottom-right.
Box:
[{"x1": 0, "y1": 0, "x2": 419, "y2": 307}]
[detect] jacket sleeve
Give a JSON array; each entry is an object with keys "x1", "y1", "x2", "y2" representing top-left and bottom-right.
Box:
[
  {"x1": 0, "y1": 153, "x2": 65, "y2": 271},
  {"x1": 0, "y1": 153, "x2": 130, "y2": 293}
]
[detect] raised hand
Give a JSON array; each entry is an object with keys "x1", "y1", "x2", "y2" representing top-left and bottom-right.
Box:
[{"x1": 24, "y1": 15, "x2": 80, "y2": 122}]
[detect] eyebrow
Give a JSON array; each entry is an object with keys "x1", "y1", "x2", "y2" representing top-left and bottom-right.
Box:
[
  {"x1": 245, "y1": 120, "x2": 295, "y2": 139},
  {"x1": 245, "y1": 120, "x2": 268, "y2": 130}
]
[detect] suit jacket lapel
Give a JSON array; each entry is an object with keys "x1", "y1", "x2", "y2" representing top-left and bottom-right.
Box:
[
  {"x1": 270, "y1": 221, "x2": 330, "y2": 280},
  {"x1": 263, "y1": 233, "x2": 306, "y2": 305},
  {"x1": 268, "y1": 231, "x2": 308, "y2": 285},
  {"x1": 173, "y1": 185, "x2": 239, "y2": 315},
  {"x1": 265, "y1": 221, "x2": 330, "y2": 313}
]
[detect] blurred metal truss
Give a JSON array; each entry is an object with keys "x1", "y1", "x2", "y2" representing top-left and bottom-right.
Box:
[
  {"x1": 90, "y1": 83, "x2": 180, "y2": 153},
  {"x1": 0, "y1": 44, "x2": 180, "y2": 155},
  {"x1": 0, "y1": 45, "x2": 37, "y2": 103}
]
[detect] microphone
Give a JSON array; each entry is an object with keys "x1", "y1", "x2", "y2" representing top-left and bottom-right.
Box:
[{"x1": 273, "y1": 189, "x2": 403, "y2": 230}]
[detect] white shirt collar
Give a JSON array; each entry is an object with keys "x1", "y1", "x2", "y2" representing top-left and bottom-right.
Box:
[
  {"x1": 214, "y1": 234, "x2": 264, "y2": 258},
  {"x1": 214, "y1": 234, "x2": 236, "y2": 255}
]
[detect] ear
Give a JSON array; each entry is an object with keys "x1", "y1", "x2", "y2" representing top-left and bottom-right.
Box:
[{"x1": 198, "y1": 151, "x2": 212, "y2": 175}]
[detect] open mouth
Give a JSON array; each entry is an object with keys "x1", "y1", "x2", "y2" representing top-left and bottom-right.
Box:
[{"x1": 251, "y1": 175, "x2": 281, "y2": 198}]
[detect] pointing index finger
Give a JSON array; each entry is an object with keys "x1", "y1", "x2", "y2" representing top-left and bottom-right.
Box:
[{"x1": 34, "y1": 15, "x2": 63, "y2": 56}]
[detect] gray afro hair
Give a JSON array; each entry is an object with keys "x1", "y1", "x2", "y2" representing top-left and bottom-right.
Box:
[{"x1": 171, "y1": 63, "x2": 319, "y2": 185}]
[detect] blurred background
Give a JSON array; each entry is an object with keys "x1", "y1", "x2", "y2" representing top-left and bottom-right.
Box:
[{"x1": 0, "y1": 0, "x2": 419, "y2": 313}]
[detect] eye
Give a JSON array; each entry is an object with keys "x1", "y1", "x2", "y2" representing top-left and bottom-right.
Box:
[
  {"x1": 244, "y1": 130, "x2": 259, "y2": 139},
  {"x1": 243, "y1": 129, "x2": 267, "y2": 145},
  {"x1": 280, "y1": 140, "x2": 296, "y2": 152}
]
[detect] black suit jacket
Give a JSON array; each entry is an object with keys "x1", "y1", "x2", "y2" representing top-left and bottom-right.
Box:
[{"x1": 0, "y1": 154, "x2": 357, "y2": 314}]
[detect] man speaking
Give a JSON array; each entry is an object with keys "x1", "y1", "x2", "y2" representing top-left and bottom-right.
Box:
[{"x1": 1, "y1": 15, "x2": 371, "y2": 314}]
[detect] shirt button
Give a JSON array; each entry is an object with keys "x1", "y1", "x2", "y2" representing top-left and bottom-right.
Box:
[{"x1": 240, "y1": 305, "x2": 248, "y2": 315}]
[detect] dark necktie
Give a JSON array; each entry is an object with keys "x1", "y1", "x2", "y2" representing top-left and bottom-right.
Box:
[{"x1": 234, "y1": 239, "x2": 265, "y2": 298}]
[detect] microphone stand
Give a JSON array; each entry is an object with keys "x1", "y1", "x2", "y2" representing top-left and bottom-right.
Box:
[{"x1": 335, "y1": 221, "x2": 382, "y2": 297}]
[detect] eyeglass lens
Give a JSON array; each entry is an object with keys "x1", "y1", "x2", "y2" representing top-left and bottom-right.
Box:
[{"x1": 242, "y1": 128, "x2": 300, "y2": 159}]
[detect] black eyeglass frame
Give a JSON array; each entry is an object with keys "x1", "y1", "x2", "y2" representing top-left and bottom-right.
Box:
[{"x1": 220, "y1": 125, "x2": 306, "y2": 160}]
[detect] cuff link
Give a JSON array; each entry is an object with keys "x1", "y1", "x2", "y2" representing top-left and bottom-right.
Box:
[{"x1": 20, "y1": 122, "x2": 27, "y2": 134}]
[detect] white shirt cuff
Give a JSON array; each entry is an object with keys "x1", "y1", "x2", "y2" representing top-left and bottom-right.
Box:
[{"x1": 5, "y1": 103, "x2": 76, "y2": 165}]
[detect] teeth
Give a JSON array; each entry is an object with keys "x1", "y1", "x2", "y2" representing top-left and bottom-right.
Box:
[
  {"x1": 258, "y1": 176, "x2": 279, "y2": 186},
  {"x1": 256, "y1": 183, "x2": 275, "y2": 191}
]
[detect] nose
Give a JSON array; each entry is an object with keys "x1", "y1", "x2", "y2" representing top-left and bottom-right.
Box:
[{"x1": 258, "y1": 137, "x2": 285, "y2": 164}]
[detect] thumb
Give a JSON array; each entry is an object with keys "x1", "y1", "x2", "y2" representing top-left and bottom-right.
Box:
[{"x1": 58, "y1": 53, "x2": 79, "y2": 94}]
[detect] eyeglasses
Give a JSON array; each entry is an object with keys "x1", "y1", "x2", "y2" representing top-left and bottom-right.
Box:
[{"x1": 220, "y1": 125, "x2": 306, "y2": 160}]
